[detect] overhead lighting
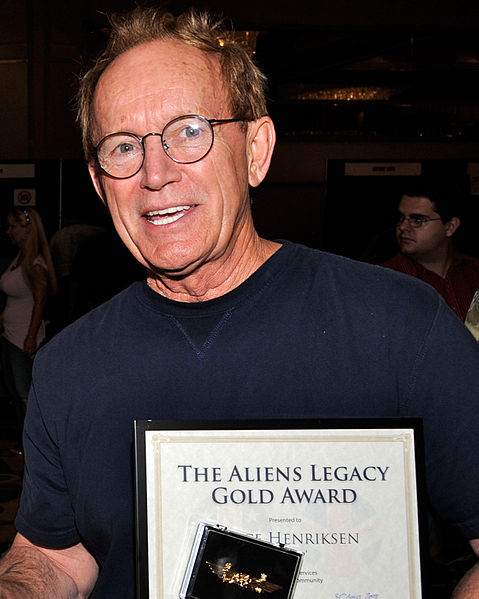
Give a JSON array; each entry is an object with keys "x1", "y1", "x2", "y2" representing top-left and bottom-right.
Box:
[
  {"x1": 295, "y1": 85, "x2": 395, "y2": 102},
  {"x1": 218, "y1": 31, "x2": 259, "y2": 56}
]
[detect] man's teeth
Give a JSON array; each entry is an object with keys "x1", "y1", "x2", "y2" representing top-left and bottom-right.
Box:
[{"x1": 145, "y1": 205, "x2": 191, "y2": 225}]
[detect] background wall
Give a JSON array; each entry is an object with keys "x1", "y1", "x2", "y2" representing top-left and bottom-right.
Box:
[{"x1": 1, "y1": 0, "x2": 479, "y2": 258}]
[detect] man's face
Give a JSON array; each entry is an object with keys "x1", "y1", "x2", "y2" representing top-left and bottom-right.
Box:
[
  {"x1": 396, "y1": 195, "x2": 453, "y2": 259},
  {"x1": 89, "y1": 40, "x2": 257, "y2": 277}
]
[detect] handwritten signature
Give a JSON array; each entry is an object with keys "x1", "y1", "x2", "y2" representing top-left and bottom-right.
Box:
[{"x1": 335, "y1": 594, "x2": 379, "y2": 599}]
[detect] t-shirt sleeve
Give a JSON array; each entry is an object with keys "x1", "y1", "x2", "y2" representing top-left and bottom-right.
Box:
[
  {"x1": 404, "y1": 300, "x2": 479, "y2": 539},
  {"x1": 15, "y1": 382, "x2": 80, "y2": 548}
]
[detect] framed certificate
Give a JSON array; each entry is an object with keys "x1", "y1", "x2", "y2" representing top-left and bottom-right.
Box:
[{"x1": 135, "y1": 419, "x2": 427, "y2": 599}]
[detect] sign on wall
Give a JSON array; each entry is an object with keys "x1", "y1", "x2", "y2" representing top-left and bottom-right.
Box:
[
  {"x1": 0, "y1": 164, "x2": 35, "y2": 178},
  {"x1": 14, "y1": 188, "x2": 36, "y2": 206},
  {"x1": 344, "y1": 162, "x2": 422, "y2": 177}
]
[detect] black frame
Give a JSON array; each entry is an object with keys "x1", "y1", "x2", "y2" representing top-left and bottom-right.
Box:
[{"x1": 134, "y1": 418, "x2": 428, "y2": 599}]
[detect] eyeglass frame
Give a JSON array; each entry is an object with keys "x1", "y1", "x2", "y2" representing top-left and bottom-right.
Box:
[
  {"x1": 396, "y1": 213, "x2": 443, "y2": 228},
  {"x1": 94, "y1": 114, "x2": 246, "y2": 179}
]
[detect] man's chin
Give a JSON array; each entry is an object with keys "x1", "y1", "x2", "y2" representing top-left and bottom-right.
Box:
[
  {"x1": 399, "y1": 247, "x2": 419, "y2": 259},
  {"x1": 146, "y1": 256, "x2": 202, "y2": 279},
  {"x1": 398, "y1": 241, "x2": 415, "y2": 254}
]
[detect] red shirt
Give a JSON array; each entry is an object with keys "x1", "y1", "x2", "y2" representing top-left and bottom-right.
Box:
[{"x1": 382, "y1": 251, "x2": 479, "y2": 321}]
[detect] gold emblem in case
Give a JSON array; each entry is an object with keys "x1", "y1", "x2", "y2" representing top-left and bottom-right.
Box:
[{"x1": 206, "y1": 561, "x2": 283, "y2": 594}]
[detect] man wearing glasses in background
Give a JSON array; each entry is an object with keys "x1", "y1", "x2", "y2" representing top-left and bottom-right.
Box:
[
  {"x1": 383, "y1": 182, "x2": 479, "y2": 321},
  {"x1": 1, "y1": 6, "x2": 479, "y2": 598}
]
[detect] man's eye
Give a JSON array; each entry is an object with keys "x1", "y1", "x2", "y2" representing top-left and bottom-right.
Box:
[
  {"x1": 182, "y1": 125, "x2": 201, "y2": 139},
  {"x1": 115, "y1": 141, "x2": 140, "y2": 154},
  {"x1": 101, "y1": 136, "x2": 142, "y2": 157}
]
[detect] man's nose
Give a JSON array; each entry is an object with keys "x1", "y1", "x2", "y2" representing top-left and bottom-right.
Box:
[
  {"x1": 397, "y1": 217, "x2": 411, "y2": 231},
  {"x1": 140, "y1": 137, "x2": 182, "y2": 189}
]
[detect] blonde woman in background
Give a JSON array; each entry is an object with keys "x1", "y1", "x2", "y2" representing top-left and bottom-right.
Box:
[{"x1": 0, "y1": 207, "x2": 57, "y2": 431}]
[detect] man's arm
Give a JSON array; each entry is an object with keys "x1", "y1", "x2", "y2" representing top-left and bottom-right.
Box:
[
  {"x1": 452, "y1": 539, "x2": 479, "y2": 598},
  {"x1": 0, "y1": 533, "x2": 98, "y2": 598}
]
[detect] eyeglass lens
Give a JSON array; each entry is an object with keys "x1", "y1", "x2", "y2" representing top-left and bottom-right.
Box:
[
  {"x1": 96, "y1": 115, "x2": 214, "y2": 178},
  {"x1": 396, "y1": 214, "x2": 440, "y2": 228}
]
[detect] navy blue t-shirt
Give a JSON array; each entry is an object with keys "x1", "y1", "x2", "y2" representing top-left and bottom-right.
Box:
[{"x1": 16, "y1": 241, "x2": 479, "y2": 597}]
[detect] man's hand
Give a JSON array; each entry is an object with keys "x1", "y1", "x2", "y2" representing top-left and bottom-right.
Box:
[
  {"x1": 0, "y1": 533, "x2": 98, "y2": 598},
  {"x1": 452, "y1": 539, "x2": 479, "y2": 598}
]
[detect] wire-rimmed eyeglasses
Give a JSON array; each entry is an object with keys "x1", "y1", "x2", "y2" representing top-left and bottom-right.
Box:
[
  {"x1": 95, "y1": 114, "x2": 244, "y2": 179},
  {"x1": 396, "y1": 214, "x2": 443, "y2": 228}
]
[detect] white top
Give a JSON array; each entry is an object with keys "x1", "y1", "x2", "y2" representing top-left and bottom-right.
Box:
[{"x1": 0, "y1": 256, "x2": 47, "y2": 350}]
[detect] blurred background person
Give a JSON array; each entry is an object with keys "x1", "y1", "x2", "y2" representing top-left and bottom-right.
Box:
[
  {"x1": 49, "y1": 213, "x2": 104, "y2": 335},
  {"x1": 0, "y1": 207, "x2": 57, "y2": 437},
  {"x1": 382, "y1": 180, "x2": 479, "y2": 321}
]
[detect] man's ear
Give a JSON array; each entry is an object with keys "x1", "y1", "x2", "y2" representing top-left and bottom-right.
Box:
[
  {"x1": 445, "y1": 216, "x2": 460, "y2": 237},
  {"x1": 246, "y1": 117, "x2": 276, "y2": 188},
  {"x1": 88, "y1": 162, "x2": 108, "y2": 206}
]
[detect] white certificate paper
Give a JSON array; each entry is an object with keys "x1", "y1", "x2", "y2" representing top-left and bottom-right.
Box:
[{"x1": 135, "y1": 421, "x2": 424, "y2": 599}]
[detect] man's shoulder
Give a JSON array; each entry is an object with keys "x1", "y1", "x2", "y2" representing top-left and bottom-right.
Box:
[
  {"x1": 39, "y1": 282, "x2": 143, "y2": 357},
  {"x1": 455, "y1": 251, "x2": 479, "y2": 269},
  {"x1": 381, "y1": 252, "x2": 417, "y2": 272},
  {"x1": 382, "y1": 252, "x2": 404, "y2": 267},
  {"x1": 285, "y1": 242, "x2": 439, "y2": 305}
]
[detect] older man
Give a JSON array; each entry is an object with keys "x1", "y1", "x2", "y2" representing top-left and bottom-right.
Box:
[{"x1": 1, "y1": 7, "x2": 479, "y2": 598}]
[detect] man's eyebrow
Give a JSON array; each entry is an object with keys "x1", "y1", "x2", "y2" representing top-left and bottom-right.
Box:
[{"x1": 398, "y1": 211, "x2": 430, "y2": 218}]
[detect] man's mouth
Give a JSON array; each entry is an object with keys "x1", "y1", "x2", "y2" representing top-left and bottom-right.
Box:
[{"x1": 144, "y1": 205, "x2": 192, "y2": 226}]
